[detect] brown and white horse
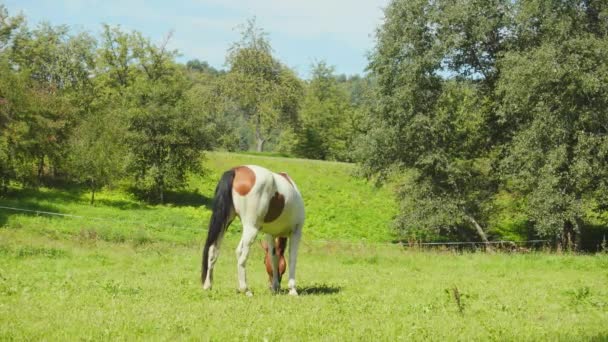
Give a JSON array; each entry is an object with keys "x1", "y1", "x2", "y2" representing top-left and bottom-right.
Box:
[{"x1": 201, "y1": 165, "x2": 305, "y2": 296}]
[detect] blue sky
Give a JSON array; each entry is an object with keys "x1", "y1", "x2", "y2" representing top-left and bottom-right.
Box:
[{"x1": 4, "y1": 0, "x2": 389, "y2": 78}]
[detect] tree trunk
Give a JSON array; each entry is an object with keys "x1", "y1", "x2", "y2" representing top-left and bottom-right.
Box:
[
  {"x1": 158, "y1": 177, "x2": 164, "y2": 204},
  {"x1": 90, "y1": 180, "x2": 96, "y2": 205},
  {"x1": 562, "y1": 220, "x2": 580, "y2": 251},
  {"x1": 256, "y1": 137, "x2": 266, "y2": 152},
  {"x1": 37, "y1": 156, "x2": 45, "y2": 185},
  {"x1": 464, "y1": 214, "x2": 493, "y2": 251},
  {"x1": 1, "y1": 176, "x2": 6, "y2": 194},
  {"x1": 254, "y1": 112, "x2": 266, "y2": 152}
]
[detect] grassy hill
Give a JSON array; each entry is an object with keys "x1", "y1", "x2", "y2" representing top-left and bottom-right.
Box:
[
  {"x1": 200, "y1": 153, "x2": 397, "y2": 242},
  {"x1": 1, "y1": 153, "x2": 607, "y2": 340},
  {"x1": 0, "y1": 152, "x2": 398, "y2": 246}
]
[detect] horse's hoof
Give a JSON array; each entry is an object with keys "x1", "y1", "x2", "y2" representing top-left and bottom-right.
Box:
[
  {"x1": 289, "y1": 289, "x2": 298, "y2": 296},
  {"x1": 246, "y1": 291, "x2": 253, "y2": 297}
]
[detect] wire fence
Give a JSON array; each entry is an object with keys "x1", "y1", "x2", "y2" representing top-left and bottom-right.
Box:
[{"x1": 0, "y1": 204, "x2": 551, "y2": 250}]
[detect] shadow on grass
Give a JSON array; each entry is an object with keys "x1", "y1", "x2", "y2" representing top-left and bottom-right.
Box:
[
  {"x1": 98, "y1": 187, "x2": 214, "y2": 209},
  {"x1": 3, "y1": 186, "x2": 85, "y2": 204},
  {"x1": 297, "y1": 283, "x2": 342, "y2": 296},
  {"x1": 161, "y1": 190, "x2": 213, "y2": 209},
  {"x1": 94, "y1": 198, "x2": 150, "y2": 210},
  {"x1": 0, "y1": 198, "x2": 66, "y2": 227}
]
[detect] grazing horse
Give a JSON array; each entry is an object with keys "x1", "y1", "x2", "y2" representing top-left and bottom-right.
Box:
[{"x1": 201, "y1": 165, "x2": 305, "y2": 296}]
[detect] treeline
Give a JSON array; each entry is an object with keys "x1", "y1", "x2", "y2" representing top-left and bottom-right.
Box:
[
  {"x1": 361, "y1": 0, "x2": 608, "y2": 250},
  {"x1": 0, "y1": 10, "x2": 366, "y2": 203}
]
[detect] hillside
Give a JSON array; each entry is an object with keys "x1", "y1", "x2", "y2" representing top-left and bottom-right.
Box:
[
  {"x1": 1, "y1": 153, "x2": 607, "y2": 341},
  {"x1": 0, "y1": 152, "x2": 397, "y2": 245}
]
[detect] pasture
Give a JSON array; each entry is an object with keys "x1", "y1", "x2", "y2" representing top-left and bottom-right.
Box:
[{"x1": 1, "y1": 153, "x2": 607, "y2": 340}]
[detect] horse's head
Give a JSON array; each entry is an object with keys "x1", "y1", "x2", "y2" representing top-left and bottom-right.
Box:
[{"x1": 262, "y1": 237, "x2": 287, "y2": 284}]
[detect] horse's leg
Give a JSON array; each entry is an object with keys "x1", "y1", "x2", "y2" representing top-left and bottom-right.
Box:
[
  {"x1": 235, "y1": 224, "x2": 258, "y2": 296},
  {"x1": 203, "y1": 219, "x2": 232, "y2": 290},
  {"x1": 265, "y1": 234, "x2": 280, "y2": 293},
  {"x1": 287, "y1": 224, "x2": 303, "y2": 296}
]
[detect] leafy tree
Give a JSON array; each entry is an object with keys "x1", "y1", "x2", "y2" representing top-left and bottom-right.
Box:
[
  {"x1": 8, "y1": 22, "x2": 96, "y2": 184},
  {"x1": 296, "y1": 61, "x2": 352, "y2": 160},
  {"x1": 0, "y1": 17, "x2": 94, "y2": 183},
  {"x1": 97, "y1": 24, "x2": 138, "y2": 91},
  {"x1": 498, "y1": 0, "x2": 608, "y2": 246},
  {"x1": 106, "y1": 28, "x2": 212, "y2": 203},
  {"x1": 0, "y1": 57, "x2": 29, "y2": 192},
  {"x1": 67, "y1": 110, "x2": 127, "y2": 204},
  {"x1": 185, "y1": 70, "x2": 242, "y2": 151},
  {"x1": 363, "y1": 0, "x2": 608, "y2": 248},
  {"x1": 126, "y1": 91, "x2": 210, "y2": 204},
  {"x1": 0, "y1": 5, "x2": 24, "y2": 52},
  {"x1": 362, "y1": 0, "x2": 511, "y2": 243},
  {"x1": 186, "y1": 59, "x2": 223, "y2": 76},
  {"x1": 223, "y1": 18, "x2": 302, "y2": 152},
  {"x1": 0, "y1": 5, "x2": 24, "y2": 189}
]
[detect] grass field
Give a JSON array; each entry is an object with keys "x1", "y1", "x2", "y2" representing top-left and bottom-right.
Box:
[{"x1": 1, "y1": 153, "x2": 607, "y2": 340}]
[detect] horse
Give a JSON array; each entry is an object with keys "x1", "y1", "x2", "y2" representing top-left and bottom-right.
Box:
[{"x1": 201, "y1": 165, "x2": 305, "y2": 296}]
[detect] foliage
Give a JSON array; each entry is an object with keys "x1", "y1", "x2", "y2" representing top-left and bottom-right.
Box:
[
  {"x1": 223, "y1": 18, "x2": 303, "y2": 152},
  {"x1": 184, "y1": 64, "x2": 243, "y2": 152},
  {"x1": 362, "y1": 0, "x2": 608, "y2": 245},
  {"x1": 295, "y1": 61, "x2": 353, "y2": 161},
  {"x1": 0, "y1": 5, "x2": 23, "y2": 51},
  {"x1": 95, "y1": 25, "x2": 215, "y2": 203},
  {"x1": 363, "y1": 0, "x2": 508, "y2": 242},
  {"x1": 66, "y1": 109, "x2": 127, "y2": 204},
  {"x1": 1, "y1": 2, "x2": 607, "y2": 244},
  {"x1": 497, "y1": 0, "x2": 608, "y2": 241},
  {"x1": 185, "y1": 58, "x2": 223, "y2": 76}
]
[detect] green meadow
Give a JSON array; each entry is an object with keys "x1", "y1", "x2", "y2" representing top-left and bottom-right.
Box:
[{"x1": 1, "y1": 153, "x2": 607, "y2": 340}]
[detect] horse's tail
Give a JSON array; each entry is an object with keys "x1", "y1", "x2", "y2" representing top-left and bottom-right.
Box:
[{"x1": 202, "y1": 169, "x2": 235, "y2": 284}]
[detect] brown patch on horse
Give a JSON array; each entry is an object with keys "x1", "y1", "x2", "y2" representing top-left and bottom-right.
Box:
[
  {"x1": 263, "y1": 237, "x2": 287, "y2": 283},
  {"x1": 278, "y1": 172, "x2": 294, "y2": 186},
  {"x1": 264, "y1": 192, "x2": 285, "y2": 223},
  {"x1": 233, "y1": 166, "x2": 256, "y2": 196}
]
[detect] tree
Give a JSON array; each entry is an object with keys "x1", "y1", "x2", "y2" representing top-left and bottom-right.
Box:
[
  {"x1": 105, "y1": 27, "x2": 212, "y2": 203},
  {"x1": 0, "y1": 17, "x2": 94, "y2": 184},
  {"x1": 362, "y1": 0, "x2": 511, "y2": 243},
  {"x1": 362, "y1": 0, "x2": 608, "y2": 247},
  {"x1": 8, "y1": 22, "x2": 96, "y2": 184},
  {"x1": 223, "y1": 18, "x2": 302, "y2": 152},
  {"x1": 498, "y1": 0, "x2": 608, "y2": 246},
  {"x1": 0, "y1": 5, "x2": 24, "y2": 52},
  {"x1": 126, "y1": 90, "x2": 210, "y2": 203},
  {"x1": 296, "y1": 61, "x2": 352, "y2": 160},
  {"x1": 67, "y1": 110, "x2": 127, "y2": 204},
  {"x1": 0, "y1": 56, "x2": 29, "y2": 192},
  {"x1": 186, "y1": 59, "x2": 223, "y2": 76},
  {"x1": 184, "y1": 68, "x2": 243, "y2": 152}
]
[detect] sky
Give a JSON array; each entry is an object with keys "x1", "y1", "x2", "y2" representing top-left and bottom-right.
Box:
[{"x1": 4, "y1": 0, "x2": 389, "y2": 78}]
